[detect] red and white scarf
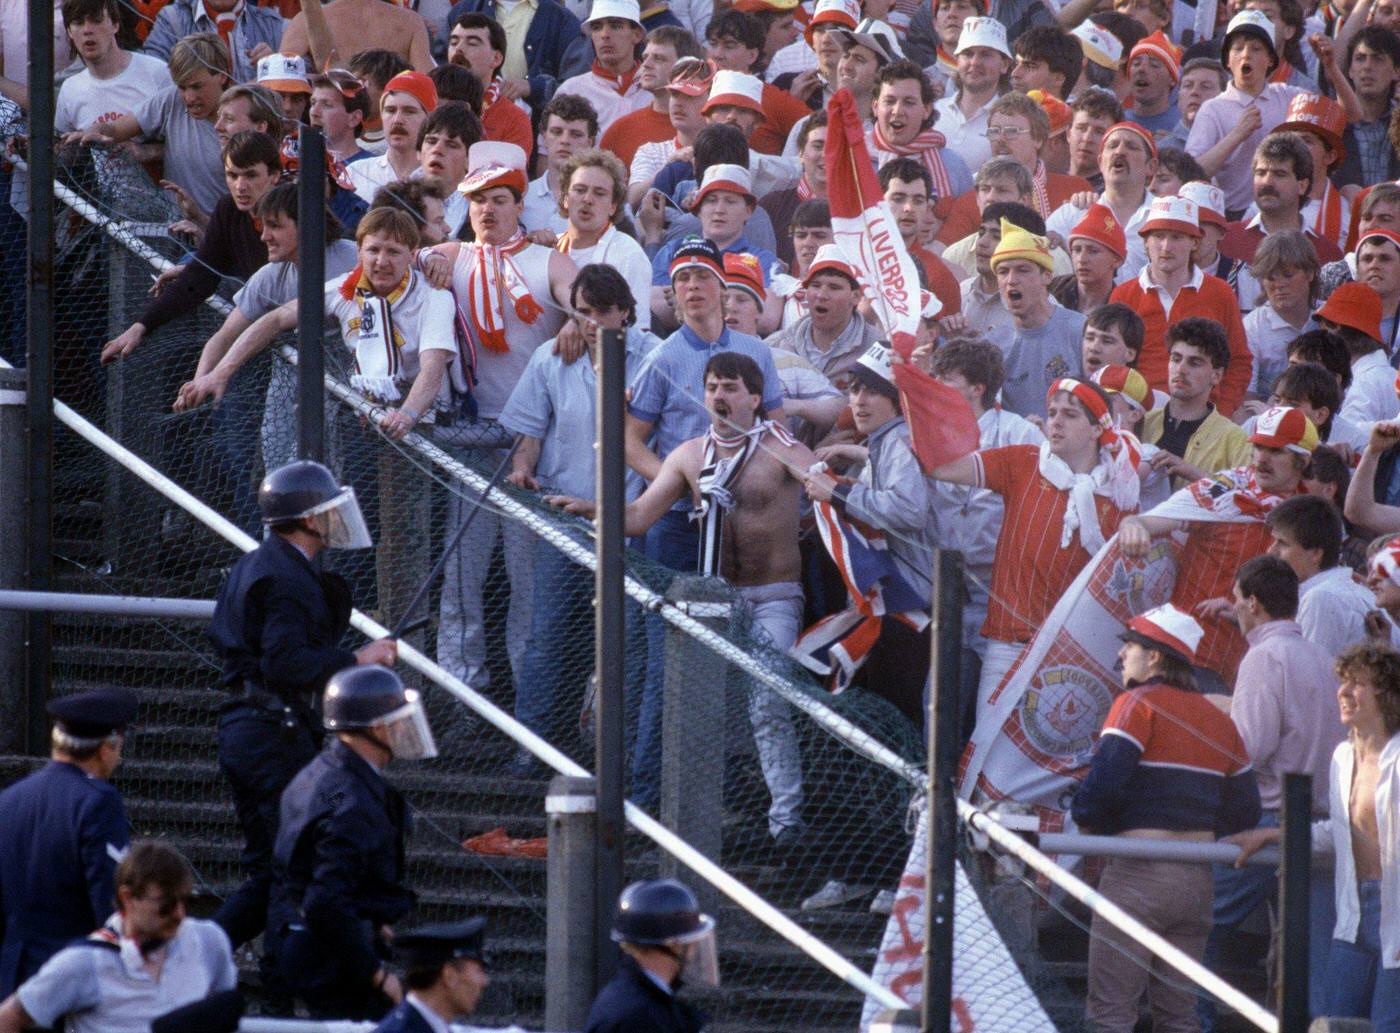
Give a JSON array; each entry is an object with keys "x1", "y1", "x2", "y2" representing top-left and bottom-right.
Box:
[
  {"x1": 592, "y1": 61, "x2": 639, "y2": 97},
  {"x1": 869, "y1": 125, "x2": 955, "y2": 201},
  {"x1": 1030, "y1": 160, "x2": 1053, "y2": 218},
  {"x1": 796, "y1": 175, "x2": 816, "y2": 202},
  {"x1": 463, "y1": 231, "x2": 543, "y2": 354},
  {"x1": 1311, "y1": 178, "x2": 1345, "y2": 251},
  {"x1": 339, "y1": 266, "x2": 411, "y2": 402},
  {"x1": 203, "y1": 0, "x2": 243, "y2": 49},
  {"x1": 935, "y1": 46, "x2": 957, "y2": 81},
  {"x1": 1140, "y1": 466, "x2": 1295, "y2": 531},
  {"x1": 483, "y1": 77, "x2": 505, "y2": 113}
]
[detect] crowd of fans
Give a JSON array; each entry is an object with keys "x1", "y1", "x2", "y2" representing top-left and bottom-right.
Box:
[{"x1": 11, "y1": 0, "x2": 1400, "y2": 1024}]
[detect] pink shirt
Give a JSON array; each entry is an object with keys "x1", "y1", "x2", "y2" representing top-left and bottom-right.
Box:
[
  {"x1": 1231, "y1": 618, "x2": 1345, "y2": 815},
  {"x1": 1186, "y1": 82, "x2": 1303, "y2": 212}
]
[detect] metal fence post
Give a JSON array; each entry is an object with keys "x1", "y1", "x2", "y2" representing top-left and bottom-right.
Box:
[
  {"x1": 296, "y1": 126, "x2": 326, "y2": 463},
  {"x1": 660, "y1": 575, "x2": 734, "y2": 917},
  {"x1": 1280, "y1": 772, "x2": 1313, "y2": 1033},
  {"x1": 545, "y1": 774, "x2": 599, "y2": 1031},
  {"x1": 25, "y1": 0, "x2": 56, "y2": 755},
  {"x1": 594, "y1": 328, "x2": 626, "y2": 990},
  {"x1": 924, "y1": 550, "x2": 962, "y2": 1033},
  {"x1": 0, "y1": 369, "x2": 28, "y2": 750}
]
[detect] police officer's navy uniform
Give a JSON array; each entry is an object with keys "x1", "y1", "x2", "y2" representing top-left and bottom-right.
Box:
[
  {"x1": 0, "y1": 689, "x2": 135, "y2": 996},
  {"x1": 372, "y1": 998, "x2": 441, "y2": 1033},
  {"x1": 206, "y1": 531, "x2": 356, "y2": 950},
  {"x1": 585, "y1": 953, "x2": 705, "y2": 1033},
  {"x1": 268, "y1": 738, "x2": 414, "y2": 1019}
]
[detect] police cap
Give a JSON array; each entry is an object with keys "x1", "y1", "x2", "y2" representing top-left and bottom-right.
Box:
[
  {"x1": 47, "y1": 688, "x2": 138, "y2": 739},
  {"x1": 392, "y1": 917, "x2": 488, "y2": 970}
]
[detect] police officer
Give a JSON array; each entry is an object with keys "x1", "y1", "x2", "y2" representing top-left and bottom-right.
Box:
[
  {"x1": 268, "y1": 664, "x2": 436, "y2": 1020},
  {"x1": 0, "y1": 688, "x2": 136, "y2": 996},
  {"x1": 586, "y1": 879, "x2": 717, "y2": 1033},
  {"x1": 372, "y1": 918, "x2": 490, "y2": 1032},
  {"x1": 205, "y1": 460, "x2": 397, "y2": 964}
]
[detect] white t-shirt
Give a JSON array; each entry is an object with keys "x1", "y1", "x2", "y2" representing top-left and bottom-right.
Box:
[
  {"x1": 54, "y1": 52, "x2": 172, "y2": 133},
  {"x1": 562, "y1": 224, "x2": 653, "y2": 332},
  {"x1": 324, "y1": 269, "x2": 459, "y2": 409}
]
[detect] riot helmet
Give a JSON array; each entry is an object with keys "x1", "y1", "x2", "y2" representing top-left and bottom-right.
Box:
[
  {"x1": 258, "y1": 460, "x2": 372, "y2": 549},
  {"x1": 322, "y1": 665, "x2": 437, "y2": 760},
  {"x1": 612, "y1": 879, "x2": 719, "y2": 987}
]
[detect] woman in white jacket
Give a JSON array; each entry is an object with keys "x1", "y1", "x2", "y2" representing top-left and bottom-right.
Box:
[{"x1": 1230, "y1": 641, "x2": 1400, "y2": 1032}]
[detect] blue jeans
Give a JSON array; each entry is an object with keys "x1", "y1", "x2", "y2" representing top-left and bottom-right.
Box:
[
  {"x1": 1198, "y1": 810, "x2": 1336, "y2": 1032},
  {"x1": 1326, "y1": 880, "x2": 1400, "y2": 1033},
  {"x1": 631, "y1": 509, "x2": 698, "y2": 809},
  {"x1": 514, "y1": 540, "x2": 644, "y2": 755}
]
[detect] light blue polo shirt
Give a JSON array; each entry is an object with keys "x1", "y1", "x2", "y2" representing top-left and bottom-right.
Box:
[{"x1": 499, "y1": 327, "x2": 660, "y2": 499}]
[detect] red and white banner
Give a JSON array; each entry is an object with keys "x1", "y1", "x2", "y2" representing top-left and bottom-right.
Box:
[
  {"x1": 824, "y1": 88, "x2": 924, "y2": 354},
  {"x1": 862, "y1": 818, "x2": 1057, "y2": 1032},
  {"x1": 957, "y1": 473, "x2": 1269, "y2": 828},
  {"x1": 956, "y1": 533, "x2": 1180, "y2": 829},
  {"x1": 823, "y1": 87, "x2": 980, "y2": 473}
]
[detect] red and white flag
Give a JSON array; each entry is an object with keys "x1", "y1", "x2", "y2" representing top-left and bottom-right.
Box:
[{"x1": 824, "y1": 88, "x2": 979, "y2": 472}]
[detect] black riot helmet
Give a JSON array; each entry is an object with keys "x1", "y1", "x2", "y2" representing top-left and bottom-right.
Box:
[
  {"x1": 258, "y1": 460, "x2": 372, "y2": 549},
  {"x1": 322, "y1": 665, "x2": 437, "y2": 760},
  {"x1": 612, "y1": 879, "x2": 719, "y2": 987}
]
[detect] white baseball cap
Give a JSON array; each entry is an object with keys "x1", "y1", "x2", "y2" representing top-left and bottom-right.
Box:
[
  {"x1": 257, "y1": 52, "x2": 311, "y2": 94},
  {"x1": 1073, "y1": 21, "x2": 1124, "y2": 70},
  {"x1": 702, "y1": 69, "x2": 765, "y2": 114}
]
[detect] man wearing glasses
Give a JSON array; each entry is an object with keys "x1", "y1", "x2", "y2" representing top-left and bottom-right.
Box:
[
  {"x1": 0, "y1": 841, "x2": 237, "y2": 1033},
  {"x1": 937, "y1": 91, "x2": 1092, "y2": 243}
]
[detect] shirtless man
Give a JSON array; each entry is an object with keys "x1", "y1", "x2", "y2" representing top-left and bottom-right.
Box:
[
  {"x1": 548, "y1": 351, "x2": 813, "y2": 847},
  {"x1": 279, "y1": 0, "x2": 433, "y2": 74},
  {"x1": 1230, "y1": 637, "x2": 1400, "y2": 1027}
]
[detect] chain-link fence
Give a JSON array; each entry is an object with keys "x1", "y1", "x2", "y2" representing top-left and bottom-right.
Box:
[{"x1": 0, "y1": 112, "x2": 957, "y2": 1030}]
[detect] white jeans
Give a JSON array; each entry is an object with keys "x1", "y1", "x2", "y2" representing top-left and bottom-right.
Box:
[
  {"x1": 738, "y1": 582, "x2": 805, "y2": 836},
  {"x1": 976, "y1": 639, "x2": 1027, "y2": 736}
]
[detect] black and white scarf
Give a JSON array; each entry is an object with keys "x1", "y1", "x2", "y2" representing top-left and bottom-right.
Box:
[{"x1": 690, "y1": 420, "x2": 795, "y2": 576}]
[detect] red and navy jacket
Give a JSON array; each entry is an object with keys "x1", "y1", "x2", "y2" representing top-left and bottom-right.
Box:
[{"x1": 1071, "y1": 678, "x2": 1261, "y2": 837}]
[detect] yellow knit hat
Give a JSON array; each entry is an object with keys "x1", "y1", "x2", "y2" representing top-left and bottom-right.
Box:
[{"x1": 990, "y1": 218, "x2": 1054, "y2": 274}]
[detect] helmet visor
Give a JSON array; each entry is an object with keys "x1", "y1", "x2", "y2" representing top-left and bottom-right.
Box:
[
  {"x1": 677, "y1": 922, "x2": 719, "y2": 988},
  {"x1": 376, "y1": 691, "x2": 438, "y2": 761},
  {"x1": 306, "y1": 487, "x2": 373, "y2": 549}
]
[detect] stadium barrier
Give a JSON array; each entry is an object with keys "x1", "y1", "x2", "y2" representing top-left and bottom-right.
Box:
[{"x1": 0, "y1": 111, "x2": 1288, "y2": 1030}]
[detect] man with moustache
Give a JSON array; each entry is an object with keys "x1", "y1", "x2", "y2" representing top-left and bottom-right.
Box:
[
  {"x1": 1047, "y1": 121, "x2": 1156, "y2": 283},
  {"x1": 446, "y1": 14, "x2": 532, "y2": 156},
  {"x1": 1220, "y1": 132, "x2": 1343, "y2": 311},
  {"x1": 347, "y1": 72, "x2": 437, "y2": 203}
]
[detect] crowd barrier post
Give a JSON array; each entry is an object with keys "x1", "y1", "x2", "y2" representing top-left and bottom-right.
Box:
[
  {"x1": 660, "y1": 574, "x2": 734, "y2": 921},
  {"x1": 924, "y1": 549, "x2": 963, "y2": 1033},
  {"x1": 25, "y1": 0, "x2": 56, "y2": 756},
  {"x1": 1280, "y1": 772, "x2": 1313, "y2": 1033},
  {"x1": 296, "y1": 126, "x2": 326, "y2": 463},
  {"x1": 545, "y1": 774, "x2": 600, "y2": 1031},
  {"x1": 0, "y1": 368, "x2": 27, "y2": 753},
  {"x1": 593, "y1": 327, "x2": 628, "y2": 989}
]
